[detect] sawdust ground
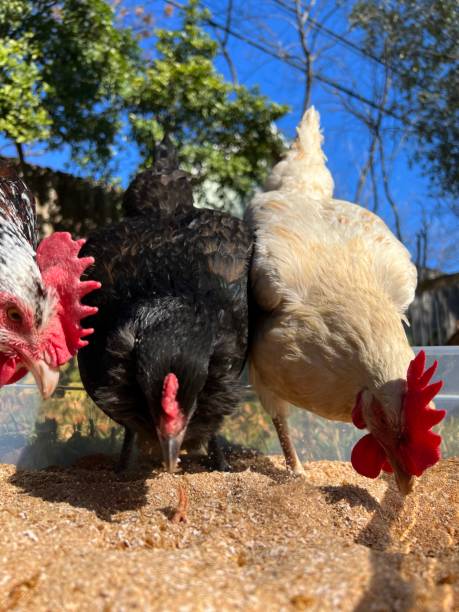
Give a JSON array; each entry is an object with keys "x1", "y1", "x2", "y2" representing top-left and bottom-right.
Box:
[{"x1": 0, "y1": 453, "x2": 457, "y2": 611}]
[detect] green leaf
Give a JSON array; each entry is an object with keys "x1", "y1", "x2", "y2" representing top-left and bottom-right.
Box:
[
  {"x1": 351, "y1": 0, "x2": 459, "y2": 199},
  {"x1": 126, "y1": 0, "x2": 288, "y2": 207}
]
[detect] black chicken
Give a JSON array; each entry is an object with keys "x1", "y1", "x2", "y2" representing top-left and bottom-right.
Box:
[{"x1": 77, "y1": 142, "x2": 252, "y2": 472}]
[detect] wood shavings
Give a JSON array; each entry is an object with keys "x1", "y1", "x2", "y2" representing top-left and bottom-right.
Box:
[
  {"x1": 4, "y1": 572, "x2": 41, "y2": 610},
  {"x1": 0, "y1": 456, "x2": 456, "y2": 611}
]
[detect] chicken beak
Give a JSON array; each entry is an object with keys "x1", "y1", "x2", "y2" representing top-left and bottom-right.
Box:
[
  {"x1": 394, "y1": 470, "x2": 414, "y2": 496},
  {"x1": 158, "y1": 429, "x2": 186, "y2": 473},
  {"x1": 393, "y1": 465, "x2": 414, "y2": 496},
  {"x1": 385, "y1": 450, "x2": 414, "y2": 496},
  {"x1": 26, "y1": 358, "x2": 60, "y2": 399}
]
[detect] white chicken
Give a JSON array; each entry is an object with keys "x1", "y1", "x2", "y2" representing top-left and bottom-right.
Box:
[{"x1": 246, "y1": 108, "x2": 445, "y2": 495}]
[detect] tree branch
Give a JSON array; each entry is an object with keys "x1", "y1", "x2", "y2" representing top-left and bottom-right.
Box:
[
  {"x1": 355, "y1": 128, "x2": 378, "y2": 204},
  {"x1": 212, "y1": 0, "x2": 238, "y2": 84},
  {"x1": 377, "y1": 134, "x2": 403, "y2": 242},
  {"x1": 369, "y1": 154, "x2": 379, "y2": 212},
  {"x1": 353, "y1": 68, "x2": 389, "y2": 204},
  {"x1": 294, "y1": 0, "x2": 314, "y2": 111}
]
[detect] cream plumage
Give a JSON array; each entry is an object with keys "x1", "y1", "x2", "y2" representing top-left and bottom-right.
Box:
[{"x1": 246, "y1": 108, "x2": 443, "y2": 494}]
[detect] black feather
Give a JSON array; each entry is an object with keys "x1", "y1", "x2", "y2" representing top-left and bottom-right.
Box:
[
  {"x1": 78, "y1": 150, "x2": 252, "y2": 468},
  {"x1": 122, "y1": 136, "x2": 194, "y2": 219}
]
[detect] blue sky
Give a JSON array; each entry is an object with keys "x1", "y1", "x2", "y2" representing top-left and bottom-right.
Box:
[
  {"x1": 2, "y1": 0, "x2": 457, "y2": 271},
  {"x1": 203, "y1": 0, "x2": 457, "y2": 271}
]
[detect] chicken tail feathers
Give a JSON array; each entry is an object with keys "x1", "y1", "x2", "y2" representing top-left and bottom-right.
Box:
[
  {"x1": 295, "y1": 107, "x2": 326, "y2": 167},
  {"x1": 264, "y1": 106, "x2": 334, "y2": 200},
  {"x1": 123, "y1": 135, "x2": 194, "y2": 219}
]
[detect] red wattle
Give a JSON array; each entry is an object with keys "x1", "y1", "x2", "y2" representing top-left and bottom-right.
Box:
[
  {"x1": 351, "y1": 433, "x2": 386, "y2": 478},
  {"x1": 351, "y1": 391, "x2": 366, "y2": 429},
  {"x1": 0, "y1": 355, "x2": 27, "y2": 386},
  {"x1": 381, "y1": 459, "x2": 393, "y2": 474}
]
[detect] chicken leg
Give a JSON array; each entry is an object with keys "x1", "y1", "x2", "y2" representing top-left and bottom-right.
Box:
[
  {"x1": 271, "y1": 414, "x2": 305, "y2": 476},
  {"x1": 207, "y1": 435, "x2": 230, "y2": 471},
  {"x1": 115, "y1": 427, "x2": 136, "y2": 473},
  {"x1": 252, "y1": 369, "x2": 305, "y2": 475}
]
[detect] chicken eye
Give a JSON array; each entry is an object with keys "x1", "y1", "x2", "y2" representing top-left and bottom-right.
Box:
[{"x1": 7, "y1": 307, "x2": 23, "y2": 324}]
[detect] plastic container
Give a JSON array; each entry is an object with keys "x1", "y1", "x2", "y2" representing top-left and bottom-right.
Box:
[
  {"x1": 0, "y1": 348, "x2": 457, "y2": 469},
  {"x1": 418, "y1": 346, "x2": 459, "y2": 411}
]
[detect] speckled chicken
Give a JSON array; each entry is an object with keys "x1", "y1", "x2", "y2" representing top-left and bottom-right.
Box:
[
  {"x1": 246, "y1": 108, "x2": 444, "y2": 494},
  {"x1": 0, "y1": 164, "x2": 98, "y2": 397},
  {"x1": 78, "y1": 141, "x2": 252, "y2": 472}
]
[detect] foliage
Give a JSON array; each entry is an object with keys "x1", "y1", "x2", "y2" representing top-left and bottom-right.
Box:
[
  {"x1": 221, "y1": 400, "x2": 275, "y2": 452},
  {"x1": 0, "y1": 0, "x2": 141, "y2": 170},
  {"x1": 0, "y1": 0, "x2": 287, "y2": 204},
  {"x1": 0, "y1": 35, "x2": 51, "y2": 143},
  {"x1": 127, "y1": 0, "x2": 288, "y2": 203},
  {"x1": 351, "y1": 0, "x2": 459, "y2": 199}
]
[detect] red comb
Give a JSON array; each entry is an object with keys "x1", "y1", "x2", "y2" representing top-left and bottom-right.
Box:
[
  {"x1": 36, "y1": 232, "x2": 101, "y2": 366},
  {"x1": 351, "y1": 350, "x2": 446, "y2": 479},
  {"x1": 162, "y1": 373, "x2": 179, "y2": 416},
  {"x1": 400, "y1": 350, "x2": 446, "y2": 475},
  {"x1": 161, "y1": 373, "x2": 184, "y2": 436}
]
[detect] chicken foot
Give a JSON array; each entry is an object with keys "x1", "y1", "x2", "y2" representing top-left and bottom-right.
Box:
[{"x1": 207, "y1": 435, "x2": 230, "y2": 471}]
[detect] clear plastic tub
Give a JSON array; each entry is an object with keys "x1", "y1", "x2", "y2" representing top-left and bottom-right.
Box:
[
  {"x1": 419, "y1": 346, "x2": 459, "y2": 402},
  {"x1": 0, "y1": 348, "x2": 457, "y2": 469}
]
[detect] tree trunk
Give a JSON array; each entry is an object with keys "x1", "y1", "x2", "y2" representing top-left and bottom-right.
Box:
[{"x1": 15, "y1": 142, "x2": 26, "y2": 176}]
